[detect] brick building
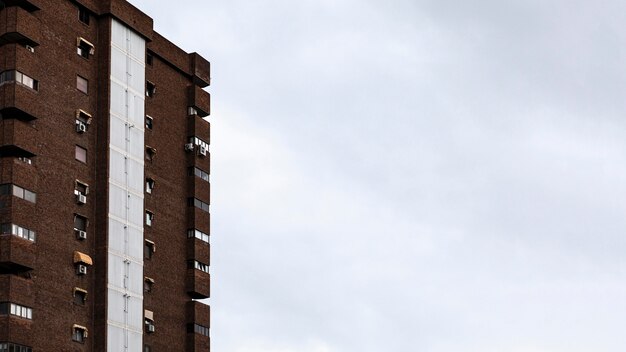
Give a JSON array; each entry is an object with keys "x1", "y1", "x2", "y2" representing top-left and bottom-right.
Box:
[{"x1": 0, "y1": 0, "x2": 211, "y2": 351}]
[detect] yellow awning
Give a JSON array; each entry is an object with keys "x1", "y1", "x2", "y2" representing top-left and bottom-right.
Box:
[
  {"x1": 73, "y1": 251, "x2": 93, "y2": 265},
  {"x1": 145, "y1": 277, "x2": 155, "y2": 283},
  {"x1": 144, "y1": 310, "x2": 154, "y2": 321}
]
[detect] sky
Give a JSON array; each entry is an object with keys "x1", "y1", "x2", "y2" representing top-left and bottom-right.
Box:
[{"x1": 128, "y1": 1, "x2": 626, "y2": 351}]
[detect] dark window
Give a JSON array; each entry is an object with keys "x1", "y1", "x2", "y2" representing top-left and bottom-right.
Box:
[
  {"x1": 77, "y1": 38, "x2": 94, "y2": 58},
  {"x1": 144, "y1": 345, "x2": 152, "y2": 352},
  {"x1": 74, "y1": 214, "x2": 87, "y2": 231},
  {"x1": 187, "y1": 323, "x2": 209, "y2": 336},
  {"x1": 146, "y1": 53, "x2": 153, "y2": 66},
  {"x1": 145, "y1": 211, "x2": 153, "y2": 226},
  {"x1": 0, "y1": 343, "x2": 33, "y2": 352},
  {"x1": 78, "y1": 6, "x2": 90, "y2": 25},
  {"x1": 0, "y1": 70, "x2": 38, "y2": 90},
  {"x1": 146, "y1": 81, "x2": 156, "y2": 97},
  {"x1": 72, "y1": 326, "x2": 87, "y2": 343},
  {"x1": 0, "y1": 184, "x2": 36, "y2": 203},
  {"x1": 146, "y1": 146, "x2": 156, "y2": 161},
  {"x1": 188, "y1": 167, "x2": 209, "y2": 182},
  {"x1": 144, "y1": 241, "x2": 155, "y2": 259},
  {"x1": 188, "y1": 197, "x2": 210, "y2": 212},
  {"x1": 145, "y1": 115, "x2": 153, "y2": 130},
  {"x1": 73, "y1": 289, "x2": 87, "y2": 305}
]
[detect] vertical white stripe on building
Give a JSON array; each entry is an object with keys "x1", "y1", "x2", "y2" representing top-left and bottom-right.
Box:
[{"x1": 108, "y1": 19, "x2": 146, "y2": 352}]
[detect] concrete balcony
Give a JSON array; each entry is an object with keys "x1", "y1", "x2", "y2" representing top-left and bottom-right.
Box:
[
  {"x1": 187, "y1": 238, "x2": 210, "y2": 266},
  {"x1": 0, "y1": 7, "x2": 41, "y2": 47},
  {"x1": 188, "y1": 85, "x2": 210, "y2": 117},
  {"x1": 186, "y1": 269, "x2": 210, "y2": 299},
  {"x1": 0, "y1": 157, "x2": 37, "y2": 192},
  {"x1": 0, "y1": 118, "x2": 38, "y2": 157},
  {"x1": 187, "y1": 114, "x2": 210, "y2": 142},
  {"x1": 0, "y1": 234, "x2": 35, "y2": 274},
  {"x1": 0, "y1": 274, "x2": 34, "y2": 306},
  {"x1": 187, "y1": 207, "x2": 210, "y2": 236},
  {"x1": 0, "y1": 82, "x2": 39, "y2": 121},
  {"x1": 187, "y1": 332, "x2": 210, "y2": 352},
  {"x1": 190, "y1": 52, "x2": 211, "y2": 88},
  {"x1": 187, "y1": 175, "x2": 210, "y2": 203}
]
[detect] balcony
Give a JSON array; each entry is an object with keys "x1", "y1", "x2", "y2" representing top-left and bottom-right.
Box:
[
  {"x1": 186, "y1": 269, "x2": 210, "y2": 299},
  {"x1": 0, "y1": 234, "x2": 35, "y2": 274},
  {"x1": 0, "y1": 82, "x2": 38, "y2": 121},
  {"x1": 186, "y1": 301, "x2": 210, "y2": 352},
  {"x1": 0, "y1": 118, "x2": 37, "y2": 157},
  {"x1": 0, "y1": 158, "x2": 37, "y2": 192},
  {"x1": 187, "y1": 207, "x2": 210, "y2": 235},
  {"x1": 0, "y1": 314, "x2": 33, "y2": 343},
  {"x1": 0, "y1": 7, "x2": 41, "y2": 47},
  {"x1": 0, "y1": 0, "x2": 40, "y2": 12},
  {"x1": 189, "y1": 53, "x2": 211, "y2": 88},
  {"x1": 187, "y1": 238, "x2": 210, "y2": 266},
  {"x1": 188, "y1": 86, "x2": 210, "y2": 117},
  {"x1": 0, "y1": 274, "x2": 34, "y2": 306},
  {"x1": 187, "y1": 114, "x2": 210, "y2": 140}
]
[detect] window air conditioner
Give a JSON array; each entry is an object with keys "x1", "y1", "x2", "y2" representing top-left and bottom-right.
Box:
[
  {"x1": 77, "y1": 193, "x2": 87, "y2": 204},
  {"x1": 76, "y1": 121, "x2": 87, "y2": 133},
  {"x1": 76, "y1": 230, "x2": 87, "y2": 240},
  {"x1": 77, "y1": 264, "x2": 87, "y2": 275},
  {"x1": 147, "y1": 324, "x2": 155, "y2": 333},
  {"x1": 185, "y1": 143, "x2": 195, "y2": 152},
  {"x1": 199, "y1": 146, "x2": 207, "y2": 156},
  {"x1": 25, "y1": 45, "x2": 35, "y2": 53}
]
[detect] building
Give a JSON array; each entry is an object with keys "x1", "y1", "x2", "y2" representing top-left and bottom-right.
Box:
[{"x1": 0, "y1": 0, "x2": 212, "y2": 351}]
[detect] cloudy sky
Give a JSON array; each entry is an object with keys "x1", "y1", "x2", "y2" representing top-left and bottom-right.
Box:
[{"x1": 129, "y1": 1, "x2": 626, "y2": 351}]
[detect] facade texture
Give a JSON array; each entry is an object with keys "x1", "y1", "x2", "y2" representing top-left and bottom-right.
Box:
[{"x1": 0, "y1": 0, "x2": 211, "y2": 351}]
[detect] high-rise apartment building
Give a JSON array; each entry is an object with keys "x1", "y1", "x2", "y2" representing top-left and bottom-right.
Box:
[{"x1": 0, "y1": 0, "x2": 211, "y2": 351}]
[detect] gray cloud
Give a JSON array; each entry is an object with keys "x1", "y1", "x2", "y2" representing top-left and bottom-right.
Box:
[{"x1": 130, "y1": 0, "x2": 626, "y2": 350}]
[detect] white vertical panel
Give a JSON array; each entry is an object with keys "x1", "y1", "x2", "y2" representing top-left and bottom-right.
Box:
[{"x1": 108, "y1": 19, "x2": 146, "y2": 352}]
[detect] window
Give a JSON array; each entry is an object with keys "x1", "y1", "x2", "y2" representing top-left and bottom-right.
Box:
[
  {"x1": 187, "y1": 323, "x2": 210, "y2": 336},
  {"x1": 78, "y1": 6, "x2": 90, "y2": 25},
  {"x1": 76, "y1": 75, "x2": 88, "y2": 94},
  {"x1": 145, "y1": 211, "x2": 153, "y2": 226},
  {"x1": 145, "y1": 115, "x2": 153, "y2": 130},
  {"x1": 1, "y1": 223, "x2": 36, "y2": 242},
  {"x1": 144, "y1": 345, "x2": 152, "y2": 352},
  {"x1": 146, "y1": 81, "x2": 156, "y2": 97},
  {"x1": 75, "y1": 110, "x2": 92, "y2": 133},
  {"x1": 75, "y1": 145, "x2": 87, "y2": 163},
  {"x1": 189, "y1": 136, "x2": 209, "y2": 151},
  {"x1": 144, "y1": 310, "x2": 155, "y2": 333},
  {"x1": 73, "y1": 288, "x2": 87, "y2": 305},
  {"x1": 145, "y1": 178, "x2": 155, "y2": 194},
  {"x1": 146, "y1": 53, "x2": 153, "y2": 66},
  {"x1": 188, "y1": 106, "x2": 198, "y2": 116},
  {"x1": 72, "y1": 325, "x2": 88, "y2": 343},
  {"x1": 144, "y1": 240, "x2": 155, "y2": 259},
  {"x1": 187, "y1": 260, "x2": 209, "y2": 274},
  {"x1": 146, "y1": 146, "x2": 156, "y2": 161},
  {"x1": 0, "y1": 70, "x2": 38, "y2": 90},
  {"x1": 0, "y1": 184, "x2": 36, "y2": 203},
  {"x1": 188, "y1": 167, "x2": 209, "y2": 182},
  {"x1": 188, "y1": 197, "x2": 210, "y2": 212},
  {"x1": 18, "y1": 157, "x2": 32, "y2": 165},
  {"x1": 0, "y1": 343, "x2": 32, "y2": 352},
  {"x1": 74, "y1": 214, "x2": 87, "y2": 232},
  {"x1": 75, "y1": 181, "x2": 88, "y2": 196},
  {"x1": 77, "y1": 38, "x2": 94, "y2": 58},
  {"x1": 0, "y1": 302, "x2": 32, "y2": 319},
  {"x1": 144, "y1": 277, "x2": 154, "y2": 293},
  {"x1": 187, "y1": 229, "x2": 209, "y2": 244}
]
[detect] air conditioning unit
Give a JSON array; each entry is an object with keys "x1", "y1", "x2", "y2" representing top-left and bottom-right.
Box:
[
  {"x1": 76, "y1": 193, "x2": 87, "y2": 204},
  {"x1": 184, "y1": 143, "x2": 194, "y2": 152},
  {"x1": 199, "y1": 146, "x2": 207, "y2": 156},
  {"x1": 146, "y1": 324, "x2": 155, "y2": 333},
  {"x1": 77, "y1": 264, "x2": 87, "y2": 275},
  {"x1": 25, "y1": 45, "x2": 34, "y2": 53},
  {"x1": 76, "y1": 230, "x2": 87, "y2": 240},
  {"x1": 76, "y1": 121, "x2": 87, "y2": 133}
]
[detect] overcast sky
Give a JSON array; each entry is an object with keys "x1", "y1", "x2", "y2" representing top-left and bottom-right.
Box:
[{"x1": 129, "y1": 1, "x2": 626, "y2": 351}]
